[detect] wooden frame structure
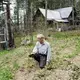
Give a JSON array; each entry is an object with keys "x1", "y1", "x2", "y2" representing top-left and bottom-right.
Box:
[{"x1": 0, "y1": 0, "x2": 14, "y2": 50}]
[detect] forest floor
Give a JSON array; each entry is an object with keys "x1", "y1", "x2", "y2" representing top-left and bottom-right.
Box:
[{"x1": 0, "y1": 30, "x2": 80, "y2": 80}]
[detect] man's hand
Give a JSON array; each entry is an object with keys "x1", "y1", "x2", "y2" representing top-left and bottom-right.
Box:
[{"x1": 29, "y1": 54, "x2": 34, "y2": 57}]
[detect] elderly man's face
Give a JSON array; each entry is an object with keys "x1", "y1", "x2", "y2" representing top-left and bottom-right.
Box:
[{"x1": 37, "y1": 37, "x2": 44, "y2": 43}]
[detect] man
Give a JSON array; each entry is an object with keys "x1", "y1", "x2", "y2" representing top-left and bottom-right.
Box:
[{"x1": 29, "y1": 34, "x2": 51, "y2": 69}]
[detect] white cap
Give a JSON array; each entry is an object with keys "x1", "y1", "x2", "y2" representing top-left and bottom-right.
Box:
[{"x1": 37, "y1": 34, "x2": 45, "y2": 38}]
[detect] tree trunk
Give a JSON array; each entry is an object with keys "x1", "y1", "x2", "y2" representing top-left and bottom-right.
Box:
[
  {"x1": 6, "y1": 2, "x2": 14, "y2": 47},
  {"x1": 24, "y1": 0, "x2": 29, "y2": 33},
  {"x1": 30, "y1": 2, "x2": 33, "y2": 43},
  {"x1": 16, "y1": 0, "x2": 19, "y2": 30},
  {"x1": 44, "y1": 0, "x2": 48, "y2": 37}
]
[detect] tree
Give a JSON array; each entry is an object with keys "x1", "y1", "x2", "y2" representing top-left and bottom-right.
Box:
[
  {"x1": 16, "y1": 0, "x2": 19, "y2": 28},
  {"x1": 6, "y1": 1, "x2": 15, "y2": 47}
]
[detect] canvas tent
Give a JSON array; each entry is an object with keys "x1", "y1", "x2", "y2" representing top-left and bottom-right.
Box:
[
  {"x1": 33, "y1": 7, "x2": 74, "y2": 31},
  {"x1": 39, "y1": 7, "x2": 73, "y2": 22}
]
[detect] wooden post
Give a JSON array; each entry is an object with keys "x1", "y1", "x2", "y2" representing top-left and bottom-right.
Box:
[
  {"x1": 68, "y1": 0, "x2": 70, "y2": 6},
  {"x1": 44, "y1": 0, "x2": 47, "y2": 37},
  {"x1": 30, "y1": 2, "x2": 33, "y2": 43},
  {"x1": 60, "y1": 3, "x2": 61, "y2": 8},
  {"x1": 57, "y1": 22, "x2": 59, "y2": 31},
  {"x1": 16, "y1": 0, "x2": 19, "y2": 29},
  {"x1": 45, "y1": 0, "x2": 47, "y2": 27},
  {"x1": 25, "y1": 0, "x2": 28, "y2": 33},
  {"x1": 54, "y1": 21, "x2": 56, "y2": 31},
  {"x1": 5, "y1": 12, "x2": 8, "y2": 41},
  {"x1": 72, "y1": 0, "x2": 75, "y2": 27},
  {"x1": 6, "y1": 2, "x2": 14, "y2": 47}
]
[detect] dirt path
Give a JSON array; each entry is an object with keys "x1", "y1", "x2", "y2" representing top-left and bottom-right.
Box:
[
  {"x1": 71, "y1": 54, "x2": 80, "y2": 67},
  {"x1": 14, "y1": 55, "x2": 80, "y2": 80},
  {"x1": 14, "y1": 67, "x2": 38, "y2": 80},
  {"x1": 14, "y1": 66, "x2": 73, "y2": 80}
]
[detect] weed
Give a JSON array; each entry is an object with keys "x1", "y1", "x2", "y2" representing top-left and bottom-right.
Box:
[{"x1": 0, "y1": 67, "x2": 13, "y2": 80}]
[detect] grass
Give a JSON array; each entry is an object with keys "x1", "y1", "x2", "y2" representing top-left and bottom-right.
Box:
[
  {"x1": 0, "y1": 67, "x2": 13, "y2": 80},
  {"x1": 0, "y1": 50, "x2": 9, "y2": 56},
  {"x1": 0, "y1": 30, "x2": 80, "y2": 80},
  {"x1": 53, "y1": 30, "x2": 80, "y2": 39}
]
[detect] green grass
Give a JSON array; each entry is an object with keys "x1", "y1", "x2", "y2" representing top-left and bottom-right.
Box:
[
  {"x1": 13, "y1": 61, "x2": 20, "y2": 71},
  {"x1": 0, "y1": 50, "x2": 9, "y2": 56},
  {"x1": 53, "y1": 30, "x2": 80, "y2": 39},
  {"x1": 0, "y1": 67, "x2": 13, "y2": 80},
  {"x1": 0, "y1": 31, "x2": 80, "y2": 80}
]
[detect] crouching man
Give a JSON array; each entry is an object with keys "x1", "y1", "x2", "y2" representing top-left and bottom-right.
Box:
[{"x1": 29, "y1": 34, "x2": 51, "y2": 69}]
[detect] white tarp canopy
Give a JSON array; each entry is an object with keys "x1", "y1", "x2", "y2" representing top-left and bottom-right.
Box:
[
  {"x1": 56, "y1": 7, "x2": 73, "y2": 19},
  {"x1": 55, "y1": 19, "x2": 69, "y2": 22},
  {"x1": 39, "y1": 7, "x2": 72, "y2": 22},
  {"x1": 39, "y1": 8, "x2": 62, "y2": 20}
]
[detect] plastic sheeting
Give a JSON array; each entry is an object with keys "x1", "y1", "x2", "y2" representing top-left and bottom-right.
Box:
[{"x1": 39, "y1": 7, "x2": 72, "y2": 22}]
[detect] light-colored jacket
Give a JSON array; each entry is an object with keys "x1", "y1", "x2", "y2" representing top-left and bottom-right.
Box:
[{"x1": 33, "y1": 41, "x2": 51, "y2": 62}]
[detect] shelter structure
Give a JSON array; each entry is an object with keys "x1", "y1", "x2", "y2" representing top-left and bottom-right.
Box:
[
  {"x1": 0, "y1": 0, "x2": 14, "y2": 50},
  {"x1": 34, "y1": 7, "x2": 77, "y2": 31}
]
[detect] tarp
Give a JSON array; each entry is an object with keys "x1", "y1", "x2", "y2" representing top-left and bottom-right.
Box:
[
  {"x1": 56, "y1": 7, "x2": 72, "y2": 19},
  {"x1": 39, "y1": 8, "x2": 62, "y2": 20},
  {"x1": 39, "y1": 7, "x2": 72, "y2": 22},
  {"x1": 55, "y1": 19, "x2": 69, "y2": 22}
]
